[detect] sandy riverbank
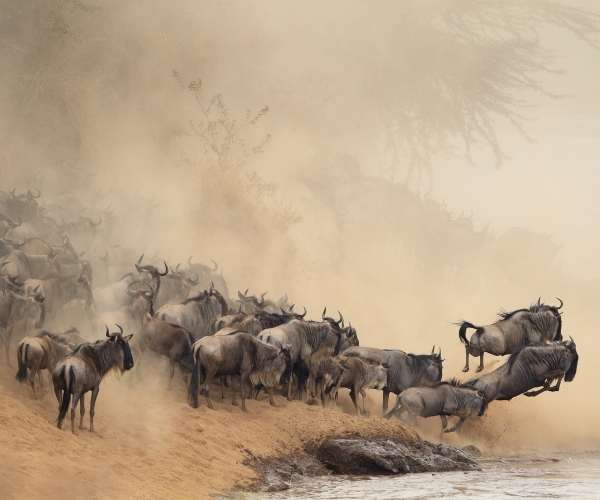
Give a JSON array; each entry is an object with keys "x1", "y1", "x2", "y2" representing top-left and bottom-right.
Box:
[{"x1": 0, "y1": 365, "x2": 415, "y2": 500}]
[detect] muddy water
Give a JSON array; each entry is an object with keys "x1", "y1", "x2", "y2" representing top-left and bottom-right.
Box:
[{"x1": 255, "y1": 452, "x2": 600, "y2": 499}]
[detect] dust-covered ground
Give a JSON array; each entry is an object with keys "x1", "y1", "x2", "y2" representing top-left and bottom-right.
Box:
[{"x1": 0, "y1": 364, "x2": 415, "y2": 500}]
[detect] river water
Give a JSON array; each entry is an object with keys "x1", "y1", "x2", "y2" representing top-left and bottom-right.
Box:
[{"x1": 251, "y1": 451, "x2": 600, "y2": 499}]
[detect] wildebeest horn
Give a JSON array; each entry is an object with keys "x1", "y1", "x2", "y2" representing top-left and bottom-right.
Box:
[
  {"x1": 322, "y1": 307, "x2": 327, "y2": 319},
  {"x1": 115, "y1": 324, "x2": 124, "y2": 335},
  {"x1": 555, "y1": 297, "x2": 563, "y2": 310},
  {"x1": 438, "y1": 347, "x2": 442, "y2": 358},
  {"x1": 537, "y1": 297, "x2": 541, "y2": 306},
  {"x1": 431, "y1": 345, "x2": 435, "y2": 354},
  {"x1": 300, "y1": 306, "x2": 307, "y2": 318},
  {"x1": 210, "y1": 280, "x2": 215, "y2": 291},
  {"x1": 289, "y1": 303, "x2": 295, "y2": 312},
  {"x1": 569, "y1": 335, "x2": 575, "y2": 343},
  {"x1": 337, "y1": 311, "x2": 344, "y2": 326},
  {"x1": 105, "y1": 325, "x2": 111, "y2": 338},
  {"x1": 211, "y1": 259, "x2": 218, "y2": 271},
  {"x1": 137, "y1": 254, "x2": 144, "y2": 265},
  {"x1": 160, "y1": 261, "x2": 169, "y2": 276}
]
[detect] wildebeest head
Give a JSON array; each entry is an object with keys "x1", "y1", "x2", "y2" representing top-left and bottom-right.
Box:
[
  {"x1": 105, "y1": 324, "x2": 135, "y2": 371},
  {"x1": 321, "y1": 308, "x2": 359, "y2": 349},
  {"x1": 6, "y1": 188, "x2": 41, "y2": 222},
  {"x1": 135, "y1": 254, "x2": 169, "y2": 279},
  {"x1": 464, "y1": 388, "x2": 488, "y2": 417},
  {"x1": 410, "y1": 346, "x2": 443, "y2": 385},
  {"x1": 280, "y1": 304, "x2": 307, "y2": 321},
  {"x1": 563, "y1": 336, "x2": 578, "y2": 382}
]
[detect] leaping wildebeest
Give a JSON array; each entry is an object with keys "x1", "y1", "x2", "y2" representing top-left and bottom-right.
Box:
[
  {"x1": 53, "y1": 325, "x2": 134, "y2": 434},
  {"x1": 464, "y1": 338, "x2": 578, "y2": 402},
  {"x1": 342, "y1": 345, "x2": 443, "y2": 414},
  {"x1": 384, "y1": 379, "x2": 488, "y2": 433},
  {"x1": 458, "y1": 298, "x2": 563, "y2": 372}
]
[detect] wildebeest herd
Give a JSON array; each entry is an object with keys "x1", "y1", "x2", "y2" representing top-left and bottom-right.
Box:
[{"x1": 0, "y1": 189, "x2": 579, "y2": 435}]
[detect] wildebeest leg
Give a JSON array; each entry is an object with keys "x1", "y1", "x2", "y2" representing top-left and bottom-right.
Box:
[
  {"x1": 205, "y1": 372, "x2": 215, "y2": 409},
  {"x1": 90, "y1": 386, "x2": 99, "y2": 432},
  {"x1": 254, "y1": 384, "x2": 263, "y2": 400},
  {"x1": 240, "y1": 372, "x2": 249, "y2": 412},
  {"x1": 70, "y1": 393, "x2": 81, "y2": 434},
  {"x1": 382, "y1": 389, "x2": 390, "y2": 414},
  {"x1": 476, "y1": 353, "x2": 484, "y2": 372},
  {"x1": 524, "y1": 379, "x2": 552, "y2": 397},
  {"x1": 349, "y1": 387, "x2": 359, "y2": 415},
  {"x1": 287, "y1": 374, "x2": 294, "y2": 401},
  {"x1": 266, "y1": 386, "x2": 276, "y2": 407},
  {"x1": 548, "y1": 377, "x2": 563, "y2": 392},
  {"x1": 440, "y1": 415, "x2": 448, "y2": 432},
  {"x1": 360, "y1": 388, "x2": 368, "y2": 415},
  {"x1": 79, "y1": 394, "x2": 86, "y2": 430},
  {"x1": 462, "y1": 345, "x2": 470, "y2": 372},
  {"x1": 29, "y1": 367, "x2": 37, "y2": 398},
  {"x1": 168, "y1": 360, "x2": 176, "y2": 389},
  {"x1": 444, "y1": 417, "x2": 466, "y2": 433}
]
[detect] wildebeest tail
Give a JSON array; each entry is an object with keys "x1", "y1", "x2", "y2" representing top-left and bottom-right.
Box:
[
  {"x1": 15, "y1": 343, "x2": 28, "y2": 382},
  {"x1": 188, "y1": 351, "x2": 204, "y2": 408},
  {"x1": 458, "y1": 321, "x2": 480, "y2": 345},
  {"x1": 57, "y1": 365, "x2": 74, "y2": 426}
]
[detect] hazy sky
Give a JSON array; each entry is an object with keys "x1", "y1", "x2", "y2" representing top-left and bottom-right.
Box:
[{"x1": 433, "y1": 28, "x2": 600, "y2": 279}]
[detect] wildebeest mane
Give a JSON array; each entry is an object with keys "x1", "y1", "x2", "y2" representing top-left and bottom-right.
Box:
[
  {"x1": 71, "y1": 341, "x2": 104, "y2": 373},
  {"x1": 36, "y1": 330, "x2": 71, "y2": 344},
  {"x1": 498, "y1": 301, "x2": 559, "y2": 320}
]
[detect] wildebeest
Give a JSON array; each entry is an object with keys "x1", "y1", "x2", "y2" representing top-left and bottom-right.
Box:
[
  {"x1": 464, "y1": 338, "x2": 578, "y2": 402},
  {"x1": 384, "y1": 379, "x2": 488, "y2": 433},
  {"x1": 315, "y1": 356, "x2": 387, "y2": 414},
  {"x1": 1, "y1": 287, "x2": 45, "y2": 364},
  {"x1": 156, "y1": 285, "x2": 228, "y2": 339},
  {"x1": 15, "y1": 328, "x2": 85, "y2": 396},
  {"x1": 188, "y1": 332, "x2": 290, "y2": 411},
  {"x1": 187, "y1": 257, "x2": 229, "y2": 298},
  {"x1": 342, "y1": 346, "x2": 443, "y2": 413},
  {"x1": 215, "y1": 307, "x2": 307, "y2": 336},
  {"x1": 136, "y1": 317, "x2": 194, "y2": 384},
  {"x1": 258, "y1": 311, "x2": 359, "y2": 400},
  {"x1": 458, "y1": 298, "x2": 563, "y2": 372},
  {"x1": 53, "y1": 325, "x2": 134, "y2": 433}
]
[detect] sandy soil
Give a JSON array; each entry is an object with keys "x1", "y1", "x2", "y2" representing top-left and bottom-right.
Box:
[{"x1": 0, "y1": 364, "x2": 414, "y2": 500}]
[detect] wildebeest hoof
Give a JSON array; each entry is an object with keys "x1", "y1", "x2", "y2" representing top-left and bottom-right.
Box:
[
  {"x1": 476, "y1": 366, "x2": 483, "y2": 372},
  {"x1": 462, "y1": 367, "x2": 469, "y2": 373}
]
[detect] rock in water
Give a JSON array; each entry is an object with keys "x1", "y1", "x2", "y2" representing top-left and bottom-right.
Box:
[{"x1": 316, "y1": 438, "x2": 480, "y2": 475}]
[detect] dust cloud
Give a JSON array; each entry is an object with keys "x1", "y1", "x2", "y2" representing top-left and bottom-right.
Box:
[{"x1": 1, "y1": 3, "x2": 599, "y2": 492}]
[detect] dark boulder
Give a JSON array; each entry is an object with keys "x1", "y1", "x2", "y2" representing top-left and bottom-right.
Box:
[{"x1": 316, "y1": 438, "x2": 480, "y2": 475}]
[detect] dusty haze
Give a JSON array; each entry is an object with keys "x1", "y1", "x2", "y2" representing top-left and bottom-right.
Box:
[{"x1": 1, "y1": 0, "x2": 599, "y2": 479}]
